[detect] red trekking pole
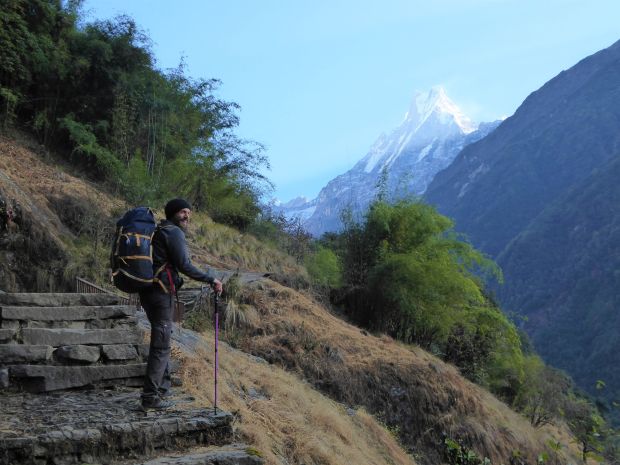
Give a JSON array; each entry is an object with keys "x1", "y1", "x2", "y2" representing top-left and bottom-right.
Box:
[{"x1": 213, "y1": 290, "x2": 219, "y2": 414}]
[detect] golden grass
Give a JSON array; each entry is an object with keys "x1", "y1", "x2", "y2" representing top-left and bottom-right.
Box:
[
  {"x1": 186, "y1": 213, "x2": 307, "y2": 277},
  {"x1": 230, "y1": 279, "x2": 585, "y2": 465},
  {"x1": 174, "y1": 334, "x2": 417, "y2": 465},
  {"x1": 1, "y1": 134, "x2": 587, "y2": 463},
  {"x1": 0, "y1": 134, "x2": 307, "y2": 284}
]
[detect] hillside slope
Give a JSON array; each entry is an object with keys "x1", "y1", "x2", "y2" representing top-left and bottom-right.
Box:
[
  {"x1": 2, "y1": 135, "x2": 583, "y2": 464},
  {"x1": 231, "y1": 280, "x2": 582, "y2": 465},
  {"x1": 424, "y1": 39, "x2": 620, "y2": 404},
  {"x1": 425, "y1": 39, "x2": 620, "y2": 254},
  {"x1": 0, "y1": 133, "x2": 304, "y2": 292},
  {"x1": 496, "y1": 154, "x2": 620, "y2": 404}
]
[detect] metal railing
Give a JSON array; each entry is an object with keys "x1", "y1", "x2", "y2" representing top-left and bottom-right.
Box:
[{"x1": 75, "y1": 277, "x2": 140, "y2": 307}]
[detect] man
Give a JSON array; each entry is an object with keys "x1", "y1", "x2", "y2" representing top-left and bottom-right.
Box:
[{"x1": 140, "y1": 198, "x2": 223, "y2": 410}]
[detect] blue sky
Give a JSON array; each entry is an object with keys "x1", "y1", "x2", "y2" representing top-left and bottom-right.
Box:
[{"x1": 84, "y1": 1, "x2": 620, "y2": 202}]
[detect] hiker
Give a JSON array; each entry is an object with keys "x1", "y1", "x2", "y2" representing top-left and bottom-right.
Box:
[{"x1": 140, "y1": 198, "x2": 223, "y2": 410}]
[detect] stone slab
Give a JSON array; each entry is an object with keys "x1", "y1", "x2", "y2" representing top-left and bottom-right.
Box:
[
  {"x1": 0, "y1": 329, "x2": 16, "y2": 343},
  {"x1": 0, "y1": 390, "x2": 234, "y2": 465},
  {"x1": 0, "y1": 293, "x2": 125, "y2": 307},
  {"x1": 102, "y1": 344, "x2": 138, "y2": 361},
  {"x1": 28, "y1": 320, "x2": 86, "y2": 329},
  {"x1": 1, "y1": 305, "x2": 135, "y2": 321},
  {"x1": 1, "y1": 320, "x2": 19, "y2": 329},
  {"x1": 9, "y1": 363, "x2": 147, "y2": 391},
  {"x1": 21, "y1": 328, "x2": 141, "y2": 346},
  {"x1": 54, "y1": 345, "x2": 101, "y2": 363},
  {"x1": 0, "y1": 368, "x2": 8, "y2": 388},
  {"x1": 88, "y1": 316, "x2": 138, "y2": 330},
  {"x1": 0, "y1": 345, "x2": 53, "y2": 363},
  {"x1": 138, "y1": 446, "x2": 263, "y2": 465}
]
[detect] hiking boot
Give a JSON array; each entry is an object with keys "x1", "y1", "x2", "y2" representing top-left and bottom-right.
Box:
[
  {"x1": 141, "y1": 398, "x2": 174, "y2": 410},
  {"x1": 159, "y1": 389, "x2": 174, "y2": 398}
]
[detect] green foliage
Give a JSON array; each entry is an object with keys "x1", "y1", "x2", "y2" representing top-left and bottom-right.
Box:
[
  {"x1": 121, "y1": 155, "x2": 154, "y2": 205},
  {"x1": 59, "y1": 116, "x2": 123, "y2": 180},
  {"x1": 443, "y1": 437, "x2": 491, "y2": 465},
  {"x1": 513, "y1": 355, "x2": 570, "y2": 427},
  {"x1": 338, "y1": 200, "x2": 502, "y2": 344},
  {"x1": 248, "y1": 207, "x2": 313, "y2": 263},
  {"x1": 564, "y1": 395, "x2": 607, "y2": 463},
  {"x1": 0, "y1": 1, "x2": 269, "y2": 227},
  {"x1": 305, "y1": 246, "x2": 342, "y2": 288},
  {"x1": 323, "y1": 199, "x2": 527, "y2": 399},
  {"x1": 445, "y1": 305, "x2": 525, "y2": 394}
]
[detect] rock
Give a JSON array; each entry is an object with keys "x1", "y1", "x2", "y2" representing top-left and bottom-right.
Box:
[
  {"x1": 0, "y1": 389, "x2": 235, "y2": 464},
  {"x1": 139, "y1": 447, "x2": 263, "y2": 464},
  {"x1": 137, "y1": 344, "x2": 150, "y2": 358},
  {"x1": 0, "y1": 320, "x2": 19, "y2": 329},
  {"x1": 54, "y1": 345, "x2": 100, "y2": 363},
  {"x1": 0, "y1": 367, "x2": 8, "y2": 388},
  {"x1": 9, "y1": 363, "x2": 147, "y2": 391},
  {"x1": 0, "y1": 293, "x2": 125, "y2": 307},
  {"x1": 28, "y1": 320, "x2": 86, "y2": 329},
  {"x1": 0, "y1": 329, "x2": 16, "y2": 343},
  {"x1": 0, "y1": 305, "x2": 135, "y2": 321},
  {"x1": 101, "y1": 344, "x2": 138, "y2": 361},
  {"x1": 0, "y1": 344, "x2": 53, "y2": 363},
  {"x1": 21, "y1": 328, "x2": 141, "y2": 346}
]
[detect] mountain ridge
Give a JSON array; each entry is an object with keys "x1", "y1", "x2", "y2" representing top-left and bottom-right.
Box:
[
  {"x1": 278, "y1": 87, "x2": 499, "y2": 236},
  {"x1": 424, "y1": 38, "x2": 620, "y2": 407}
]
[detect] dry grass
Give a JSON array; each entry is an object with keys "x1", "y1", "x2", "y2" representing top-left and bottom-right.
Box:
[
  {"x1": 173, "y1": 334, "x2": 417, "y2": 465},
  {"x1": 186, "y1": 213, "x2": 307, "y2": 277},
  {"x1": 0, "y1": 134, "x2": 307, "y2": 288},
  {"x1": 1, "y1": 134, "x2": 587, "y2": 463},
  {"x1": 229, "y1": 279, "x2": 585, "y2": 465}
]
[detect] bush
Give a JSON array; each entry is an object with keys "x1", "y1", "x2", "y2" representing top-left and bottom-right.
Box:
[{"x1": 305, "y1": 246, "x2": 342, "y2": 288}]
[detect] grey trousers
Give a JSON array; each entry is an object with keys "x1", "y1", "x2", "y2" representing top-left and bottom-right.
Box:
[{"x1": 139, "y1": 288, "x2": 172, "y2": 401}]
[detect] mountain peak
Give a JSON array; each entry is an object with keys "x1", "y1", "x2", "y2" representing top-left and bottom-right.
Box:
[{"x1": 404, "y1": 86, "x2": 477, "y2": 134}]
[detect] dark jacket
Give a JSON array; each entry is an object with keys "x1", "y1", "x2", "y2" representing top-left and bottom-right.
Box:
[{"x1": 152, "y1": 219, "x2": 214, "y2": 293}]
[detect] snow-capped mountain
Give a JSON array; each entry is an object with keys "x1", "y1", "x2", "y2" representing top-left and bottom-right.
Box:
[{"x1": 278, "y1": 86, "x2": 500, "y2": 236}]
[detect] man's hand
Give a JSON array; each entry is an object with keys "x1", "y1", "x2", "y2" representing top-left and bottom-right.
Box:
[{"x1": 212, "y1": 279, "x2": 223, "y2": 295}]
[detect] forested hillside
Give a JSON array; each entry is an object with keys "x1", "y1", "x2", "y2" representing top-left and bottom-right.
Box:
[
  {"x1": 424, "y1": 38, "x2": 620, "y2": 413},
  {"x1": 497, "y1": 154, "x2": 620, "y2": 410},
  {"x1": 0, "y1": 0, "x2": 268, "y2": 228}
]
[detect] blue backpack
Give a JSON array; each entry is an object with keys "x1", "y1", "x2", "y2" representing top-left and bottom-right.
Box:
[{"x1": 111, "y1": 207, "x2": 157, "y2": 293}]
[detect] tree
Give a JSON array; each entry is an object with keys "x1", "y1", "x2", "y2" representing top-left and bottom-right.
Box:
[
  {"x1": 564, "y1": 395, "x2": 606, "y2": 463},
  {"x1": 305, "y1": 246, "x2": 342, "y2": 288},
  {"x1": 513, "y1": 356, "x2": 570, "y2": 427}
]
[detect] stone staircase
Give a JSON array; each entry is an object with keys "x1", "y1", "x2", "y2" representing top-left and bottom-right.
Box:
[
  {"x1": 0, "y1": 292, "x2": 146, "y2": 392},
  {"x1": 0, "y1": 292, "x2": 262, "y2": 465}
]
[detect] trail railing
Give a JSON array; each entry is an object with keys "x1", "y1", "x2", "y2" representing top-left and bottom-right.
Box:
[{"x1": 75, "y1": 277, "x2": 140, "y2": 307}]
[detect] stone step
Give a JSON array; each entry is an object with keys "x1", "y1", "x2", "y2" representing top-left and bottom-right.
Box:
[
  {"x1": 0, "y1": 345, "x2": 53, "y2": 363},
  {"x1": 1, "y1": 316, "x2": 138, "y2": 330},
  {"x1": 20, "y1": 327, "x2": 142, "y2": 346},
  {"x1": 0, "y1": 292, "x2": 126, "y2": 307},
  {"x1": 1, "y1": 304, "x2": 136, "y2": 321},
  {"x1": 134, "y1": 445, "x2": 263, "y2": 465},
  {"x1": 0, "y1": 328, "x2": 15, "y2": 343},
  {"x1": 9, "y1": 363, "x2": 147, "y2": 391},
  {"x1": 0, "y1": 389, "x2": 234, "y2": 465},
  {"x1": 0, "y1": 343, "x2": 147, "y2": 365}
]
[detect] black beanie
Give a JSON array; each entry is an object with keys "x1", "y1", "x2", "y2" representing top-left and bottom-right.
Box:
[{"x1": 165, "y1": 198, "x2": 191, "y2": 219}]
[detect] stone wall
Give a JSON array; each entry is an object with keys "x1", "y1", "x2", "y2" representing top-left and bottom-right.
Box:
[{"x1": 0, "y1": 293, "x2": 148, "y2": 392}]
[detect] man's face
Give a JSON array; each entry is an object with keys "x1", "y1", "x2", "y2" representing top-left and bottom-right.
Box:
[{"x1": 173, "y1": 208, "x2": 191, "y2": 230}]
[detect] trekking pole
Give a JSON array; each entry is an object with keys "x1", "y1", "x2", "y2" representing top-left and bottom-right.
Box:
[{"x1": 213, "y1": 289, "x2": 219, "y2": 414}]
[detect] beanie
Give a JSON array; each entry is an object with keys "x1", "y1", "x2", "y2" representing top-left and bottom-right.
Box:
[{"x1": 165, "y1": 198, "x2": 191, "y2": 219}]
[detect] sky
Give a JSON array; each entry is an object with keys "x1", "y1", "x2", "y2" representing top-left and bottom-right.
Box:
[{"x1": 83, "y1": 1, "x2": 620, "y2": 202}]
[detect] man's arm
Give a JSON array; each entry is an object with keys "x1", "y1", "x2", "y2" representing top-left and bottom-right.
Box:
[{"x1": 166, "y1": 227, "x2": 215, "y2": 284}]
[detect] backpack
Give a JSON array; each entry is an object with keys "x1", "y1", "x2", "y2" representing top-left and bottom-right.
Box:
[{"x1": 111, "y1": 207, "x2": 157, "y2": 293}]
